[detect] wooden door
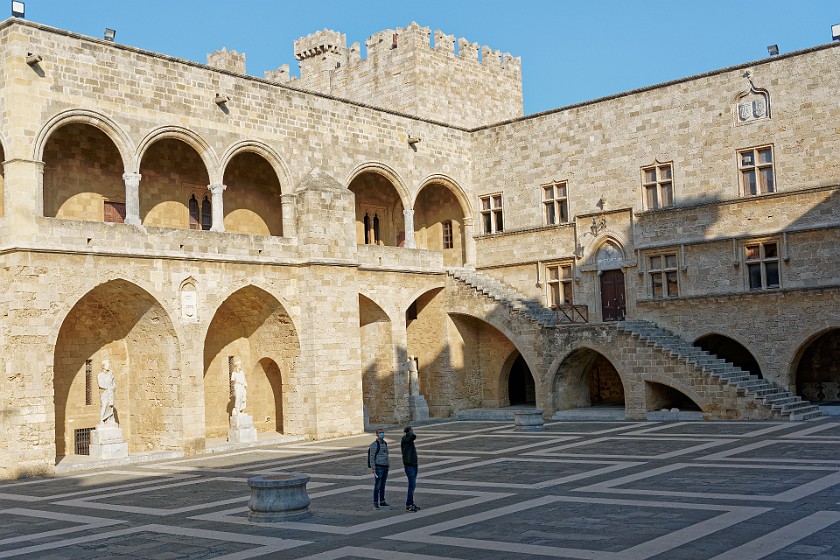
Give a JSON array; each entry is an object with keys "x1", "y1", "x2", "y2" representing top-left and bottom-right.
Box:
[{"x1": 600, "y1": 269, "x2": 626, "y2": 321}]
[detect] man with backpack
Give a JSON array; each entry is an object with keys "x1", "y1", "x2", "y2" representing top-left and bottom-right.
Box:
[{"x1": 368, "y1": 428, "x2": 390, "y2": 509}]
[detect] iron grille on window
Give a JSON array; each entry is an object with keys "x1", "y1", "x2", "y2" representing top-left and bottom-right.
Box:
[{"x1": 75, "y1": 427, "x2": 93, "y2": 455}]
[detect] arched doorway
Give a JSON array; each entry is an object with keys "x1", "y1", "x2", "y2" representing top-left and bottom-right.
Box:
[
  {"x1": 42, "y1": 123, "x2": 125, "y2": 221},
  {"x1": 222, "y1": 151, "x2": 283, "y2": 236},
  {"x1": 694, "y1": 334, "x2": 762, "y2": 378},
  {"x1": 794, "y1": 329, "x2": 840, "y2": 404},
  {"x1": 139, "y1": 138, "x2": 210, "y2": 228},
  {"x1": 359, "y1": 294, "x2": 394, "y2": 424},
  {"x1": 204, "y1": 286, "x2": 299, "y2": 439},
  {"x1": 53, "y1": 280, "x2": 181, "y2": 458},
  {"x1": 506, "y1": 352, "x2": 536, "y2": 405},
  {"x1": 414, "y1": 182, "x2": 466, "y2": 266},
  {"x1": 554, "y1": 348, "x2": 625, "y2": 412},
  {"x1": 348, "y1": 172, "x2": 405, "y2": 246},
  {"x1": 596, "y1": 241, "x2": 626, "y2": 321}
]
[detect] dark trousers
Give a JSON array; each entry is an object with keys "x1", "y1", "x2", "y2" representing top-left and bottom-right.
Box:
[
  {"x1": 404, "y1": 465, "x2": 418, "y2": 506},
  {"x1": 373, "y1": 465, "x2": 389, "y2": 504}
]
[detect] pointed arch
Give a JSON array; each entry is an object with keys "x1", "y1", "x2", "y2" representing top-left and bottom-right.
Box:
[
  {"x1": 33, "y1": 109, "x2": 135, "y2": 172},
  {"x1": 136, "y1": 126, "x2": 218, "y2": 180},
  {"x1": 346, "y1": 161, "x2": 411, "y2": 210},
  {"x1": 414, "y1": 174, "x2": 474, "y2": 218},
  {"x1": 220, "y1": 141, "x2": 292, "y2": 194}
]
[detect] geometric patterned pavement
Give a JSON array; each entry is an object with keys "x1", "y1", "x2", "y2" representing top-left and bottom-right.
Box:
[{"x1": 1, "y1": 418, "x2": 839, "y2": 559}]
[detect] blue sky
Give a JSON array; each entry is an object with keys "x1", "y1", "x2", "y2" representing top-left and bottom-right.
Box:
[{"x1": 16, "y1": 1, "x2": 840, "y2": 115}]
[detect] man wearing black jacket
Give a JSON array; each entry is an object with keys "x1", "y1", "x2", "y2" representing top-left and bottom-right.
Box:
[{"x1": 401, "y1": 426, "x2": 420, "y2": 512}]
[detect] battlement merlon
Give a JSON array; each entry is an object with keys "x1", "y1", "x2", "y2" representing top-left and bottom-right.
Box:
[
  {"x1": 207, "y1": 48, "x2": 246, "y2": 74},
  {"x1": 294, "y1": 28, "x2": 347, "y2": 61}
]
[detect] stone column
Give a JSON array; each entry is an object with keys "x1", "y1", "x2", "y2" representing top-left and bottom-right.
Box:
[
  {"x1": 463, "y1": 217, "x2": 477, "y2": 269},
  {"x1": 208, "y1": 183, "x2": 227, "y2": 232},
  {"x1": 280, "y1": 193, "x2": 297, "y2": 238},
  {"x1": 403, "y1": 209, "x2": 416, "y2": 248},
  {"x1": 122, "y1": 172, "x2": 141, "y2": 225}
]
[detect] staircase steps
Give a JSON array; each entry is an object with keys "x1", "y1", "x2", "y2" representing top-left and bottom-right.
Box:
[{"x1": 617, "y1": 319, "x2": 823, "y2": 421}]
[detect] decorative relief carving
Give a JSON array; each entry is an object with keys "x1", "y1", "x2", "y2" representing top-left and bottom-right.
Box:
[{"x1": 735, "y1": 71, "x2": 771, "y2": 125}]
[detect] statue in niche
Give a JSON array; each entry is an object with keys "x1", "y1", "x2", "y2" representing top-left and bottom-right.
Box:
[
  {"x1": 230, "y1": 358, "x2": 248, "y2": 415},
  {"x1": 408, "y1": 356, "x2": 420, "y2": 396},
  {"x1": 98, "y1": 359, "x2": 117, "y2": 425}
]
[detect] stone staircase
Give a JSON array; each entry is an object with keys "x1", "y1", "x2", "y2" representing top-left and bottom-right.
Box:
[
  {"x1": 617, "y1": 320, "x2": 824, "y2": 421},
  {"x1": 447, "y1": 268, "x2": 557, "y2": 327}
]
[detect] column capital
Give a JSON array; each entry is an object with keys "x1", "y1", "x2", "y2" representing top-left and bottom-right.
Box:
[
  {"x1": 208, "y1": 183, "x2": 227, "y2": 195},
  {"x1": 462, "y1": 216, "x2": 475, "y2": 227},
  {"x1": 403, "y1": 209, "x2": 415, "y2": 217},
  {"x1": 122, "y1": 172, "x2": 141, "y2": 185},
  {"x1": 280, "y1": 193, "x2": 297, "y2": 202}
]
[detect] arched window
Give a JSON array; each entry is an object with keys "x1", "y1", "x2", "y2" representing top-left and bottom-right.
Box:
[
  {"x1": 201, "y1": 196, "x2": 212, "y2": 231},
  {"x1": 189, "y1": 194, "x2": 200, "y2": 230},
  {"x1": 373, "y1": 214, "x2": 381, "y2": 244},
  {"x1": 364, "y1": 213, "x2": 371, "y2": 244}
]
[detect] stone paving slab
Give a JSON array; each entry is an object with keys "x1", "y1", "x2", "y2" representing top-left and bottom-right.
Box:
[{"x1": 1, "y1": 418, "x2": 840, "y2": 559}]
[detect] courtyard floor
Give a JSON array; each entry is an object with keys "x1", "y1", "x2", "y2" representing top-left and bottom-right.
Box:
[{"x1": 2, "y1": 418, "x2": 840, "y2": 559}]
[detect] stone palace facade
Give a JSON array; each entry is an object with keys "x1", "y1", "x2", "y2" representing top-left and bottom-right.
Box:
[{"x1": 0, "y1": 19, "x2": 838, "y2": 477}]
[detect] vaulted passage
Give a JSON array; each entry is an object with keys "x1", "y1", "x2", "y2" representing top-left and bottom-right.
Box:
[
  {"x1": 645, "y1": 382, "x2": 702, "y2": 412},
  {"x1": 203, "y1": 286, "x2": 299, "y2": 439},
  {"x1": 53, "y1": 280, "x2": 181, "y2": 457},
  {"x1": 222, "y1": 151, "x2": 283, "y2": 236},
  {"x1": 795, "y1": 329, "x2": 840, "y2": 404},
  {"x1": 553, "y1": 348, "x2": 625, "y2": 412},
  {"x1": 349, "y1": 172, "x2": 404, "y2": 246},
  {"x1": 139, "y1": 138, "x2": 210, "y2": 228},
  {"x1": 43, "y1": 123, "x2": 124, "y2": 221},
  {"x1": 414, "y1": 182, "x2": 465, "y2": 266},
  {"x1": 694, "y1": 334, "x2": 762, "y2": 378}
]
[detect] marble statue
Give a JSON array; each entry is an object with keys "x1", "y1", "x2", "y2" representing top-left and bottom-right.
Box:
[
  {"x1": 98, "y1": 359, "x2": 117, "y2": 424},
  {"x1": 231, "y1": 358, "x2": 248, "y2": 415},
  {"x1": 408, "y1": 356, "x2": 420, "y2": 396}
]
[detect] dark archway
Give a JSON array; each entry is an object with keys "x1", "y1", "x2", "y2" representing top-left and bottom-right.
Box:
[
  {"x1": 508, "y1": 353, "x2": 536, "y2": 405},
  {"x1": 348, "y1": 172, "x2": 405, "y2": 246},
  {"x1": 794, "y1": 329, "x2": 840, "y2": 404},
  {"x1": 645, "y1": 382, "x2": 702, "y2": 412},
  {"x1": 694, "y1": 334, "x2": 762, "y2": 378},
  {"x1": 554, "y1": 348, "x2": 625, "y2": 411}
]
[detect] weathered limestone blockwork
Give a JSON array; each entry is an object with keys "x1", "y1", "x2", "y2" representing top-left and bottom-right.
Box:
[{"x1": 0, "y1": 18, "x2": 838, "y2": 476}]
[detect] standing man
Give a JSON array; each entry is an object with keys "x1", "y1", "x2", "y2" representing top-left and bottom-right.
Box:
[
  {"x1": 401, "y1": 426, "x2": 419, "y2": 512},
  {"x1": 369, "y1": 428, "x2": 390, "y2": 509}
]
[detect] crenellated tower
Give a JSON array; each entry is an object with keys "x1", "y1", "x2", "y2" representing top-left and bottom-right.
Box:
[{"x1": 273, "y1": 22, "x2": 523, "y2": 128}]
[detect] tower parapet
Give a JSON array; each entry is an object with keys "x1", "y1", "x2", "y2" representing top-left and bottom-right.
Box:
[
  {"x1": 207, "y1": 48, "x2": 246, "y2": 74},
  {"x1": 272, "y1": 22, "x2": 522, "y2": 128}
]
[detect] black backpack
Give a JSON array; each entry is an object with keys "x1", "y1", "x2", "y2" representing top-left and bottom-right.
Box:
[{"x1": 367, "y1": 440, "x2": 380, "y2": 468}]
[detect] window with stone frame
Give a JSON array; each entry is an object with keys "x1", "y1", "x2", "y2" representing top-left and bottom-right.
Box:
[
  {"x1": 546, "y1": 262, "x2": 573, "y2": 307},
  {"x1": 442, "y1": 220, "x2": 454, "y2": 249},
  {"x1": 187, "y1": 191, "x2": 212, "y2": 231},
  {"x1": 641, "y1": 162, "x2": 673, "y2": 210},
  {"x1": 745, "y1": 240, "x2": 780, "y2": 290},
  {"x1": 739, "y1": 146, "x2": 775, "y2": 196},
  {"x1": 103, "y1": 200, "x2": 126, "y2": 223},
  {"x1": 648, "y1": 252, "x2": 679, "y2": 298},
  {"x1": 542, "y1": 181, "x2": 569, "y2": 225},
  {"x1": 480, "y1": 194, "x2": 503, "y2": 234}
]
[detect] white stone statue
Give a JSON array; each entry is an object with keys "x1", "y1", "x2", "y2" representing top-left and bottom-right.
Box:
[
  {"x1": 98, "y1": 359, "x2": 117, "y2": 425},
  {"x1": 408, "y1": 356, "x2": 420, "y2": 397},
  {"x1": 231, "y1": 358, "x2": 248, "y2": 415}
]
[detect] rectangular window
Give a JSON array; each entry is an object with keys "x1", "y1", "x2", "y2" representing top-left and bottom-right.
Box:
[
  {"x1": 442, "y1": 220, "x2": 453, "y2": 249},
  {"x1": 74, "y1": 427, "x2": 93, "y2": 456},
  {"x1": 103, "y1": 201, "x2": 126, "y2": 223},
  {"x1": 641, "y1": 163, "x2": 673, "y2": 210},
  {"x1": 546, "y1": 263, "x2": 573, "y2": 307},
  {"x1": 745, "y1": 241, "x2": 780, "y2": 290},
  {"x1": 480, "y1": 194, "x2": 503, "y2": 234},
  {"x1": 542, "y1": 181, "x2": 569, "y2": 225},
  {"x1": 739, "y1": 146, "x2": 775, "y2": 195},
  {"x1": 648, "y1": 253, "x2": 679, "y2": 298}
]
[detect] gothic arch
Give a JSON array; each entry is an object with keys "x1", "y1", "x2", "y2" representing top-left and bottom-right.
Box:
[
  {"x1": 346, "y1": 161, "x2": 412, "y2": 211},
  {"x1": 200, "y1": 282, "x2": 299, "y2": 344},
  {"x1": 33, "y1": 109, "x2": 134, "y2": 172},
  {"x1": 414, "y1": 174, "x2": 474, "y2": 218},
  {"x1": 548, "y1": 343, "x2": 628, "y2": 412},
  {"x1": 220, "y1": 141, "x2": 292, "y2": 194},
  {"x1": 644, "y1": 374, "x2": 705, "y2": 412},
  {"x1": 694, "y1": 332, "x2": 763, "y2": 378},
  {"x1": 136, "y1": 126, "x2": 218, "y2": 180},
  {"x1": 593, "y1": 237, "x2": 627, "y2": 268}
]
